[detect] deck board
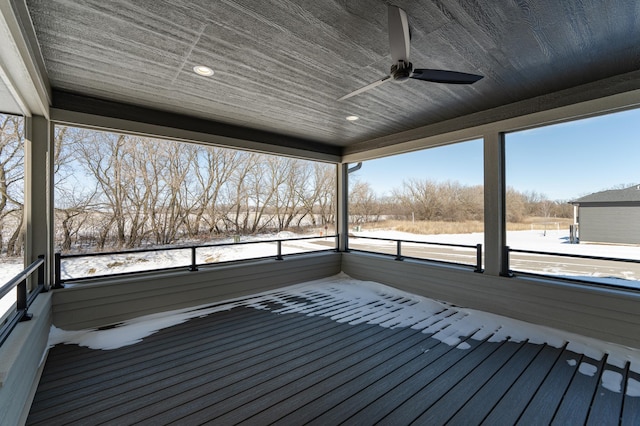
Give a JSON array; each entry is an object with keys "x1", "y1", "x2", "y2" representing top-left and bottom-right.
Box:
[
  {"x1": 622, "y1": 369, "x2": 640, "y2": 426},
  {"x1": 377, "y1": 339, "x2": 510, "y2": 425},
  {"x1": 448, "y1": 342, "x2": 544, "y2": 424},
  {"x1": 517, "y1": 350, "x2": 583, "y2": 424},
  {"x1": 587, "y1": 363, "x2": 628, "y2": 426},
  {"x1": 552, "y1": 355, "x2": 606, "y2": 425},
  {"x1": 481, "y1": 344, "x2": 565, "y2": 425},
  {"x1": 27, "y1": 295, "x2": 636, "y2": 425}
]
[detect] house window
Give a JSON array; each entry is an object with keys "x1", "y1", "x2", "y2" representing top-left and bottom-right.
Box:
[
  {"x1": 348, "y1": 139, "x2": 484, "y2": 268},
  {"x1": 53, "y1": 126, "x2": 336, "y2": 280},
  {"x1": 505, "y1": 108, "x2": 640, "y2": 288}
]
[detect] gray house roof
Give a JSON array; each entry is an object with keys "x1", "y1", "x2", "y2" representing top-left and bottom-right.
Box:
[{"x1": 571, "y1": 185, "x2": 640, "y2": 204}]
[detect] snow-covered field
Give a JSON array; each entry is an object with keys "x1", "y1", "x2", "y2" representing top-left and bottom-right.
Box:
[
  {"x1": 353, "y1": 228, "x2": 640, "y2": 288},
  {"x1": 355, "y1": 228, "x2": 640, "y2": 260},
  {"x1": 49, "y1": 273, "x2": 640, "y2": 397},
  {"x1": 58, "y1": 232, "x2": 331, "y2": 281},
  {"x1": 0, "y1": 261, "x2": 25, "y2": 322}
]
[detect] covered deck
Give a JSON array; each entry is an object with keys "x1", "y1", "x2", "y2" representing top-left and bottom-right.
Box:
[
  {"x1": 28, "y1": 277, "x2": 639, "y2": 425},
  {"x1": 1, "y1": 1, "x2": 640, "y2": 424}
]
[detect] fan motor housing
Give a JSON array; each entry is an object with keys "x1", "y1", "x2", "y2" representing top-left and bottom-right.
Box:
[{"x1": 391, "y1": 60, "x2": 412, "y2": 82}]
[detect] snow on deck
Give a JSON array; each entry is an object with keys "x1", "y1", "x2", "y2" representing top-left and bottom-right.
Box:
[{"x1": 49, "y1": 273, "x2": 640, "y2": 397}]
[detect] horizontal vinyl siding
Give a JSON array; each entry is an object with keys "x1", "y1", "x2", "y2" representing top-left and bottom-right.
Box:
[
  {"x1": 53, "y1": 253, "x2": 341, "y2": 330},
  {"x1": 580, "y1": 206, "x2": 640, "y2": 244},
  {"x1": 0, "y1": 292, "x2": 52, "y2": 425},
  {"x1": 342, "y1": 252, "x2": 640, "y2": 349}
]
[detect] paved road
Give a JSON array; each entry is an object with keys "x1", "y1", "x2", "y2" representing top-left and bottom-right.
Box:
[{"x1": 311, "y1": 239, "x2": 640, "y2": 283}]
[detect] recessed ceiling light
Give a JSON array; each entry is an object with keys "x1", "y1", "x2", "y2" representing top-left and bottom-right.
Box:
[
  {"x1": 346, "y1": 115, "x2": 359, "y2": 121},
  {"x1": 193, "y1": 65, "x2": 214, "y2": 76}
]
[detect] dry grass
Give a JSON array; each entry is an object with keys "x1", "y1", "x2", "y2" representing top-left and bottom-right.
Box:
[{"x1": 356, "y1": 217, "x2": 573, "y2": 235}]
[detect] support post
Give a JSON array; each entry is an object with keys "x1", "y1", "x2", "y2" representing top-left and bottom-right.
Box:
[
  {"x1": 24, "y1": 116, "x2": 53, "y2": 288},
  {"x1": 276, "y1": 241, "x2": 283, "y2": 260},
  {"x1": 337, "y1": 163, "x2": 349, "y2": 252},
  {"x1": 483, "y1": 132, "x2": 507, "y2": 276}
]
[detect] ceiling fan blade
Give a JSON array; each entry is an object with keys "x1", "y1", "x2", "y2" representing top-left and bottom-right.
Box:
[
  {"x1": 388, "y1": 5, "x2": 411, "y2": 63},
  {"x1": 338, "y1": 75, "x2": 392, "y2": 101},
  {"x1": 411, "y1": 69, "x2": 484, "y2": 84}
]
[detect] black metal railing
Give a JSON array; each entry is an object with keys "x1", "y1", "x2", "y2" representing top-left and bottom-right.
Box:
[
  {"x1": 502, "y1": 246, "x2": 640, "y2": 287},
  {"x1": 0, "y1": 256, "x2": 46, "y2": 347},
  {"x1": 55, "y1": 235, "x2": 339, "y2": 286},
  {"x1": 348, "y1": 235, "x2": 483, "y2": 272}
]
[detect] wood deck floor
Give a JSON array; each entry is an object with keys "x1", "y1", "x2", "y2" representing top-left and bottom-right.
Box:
[{"x1": 28, "y1": 294, "x2": 639, "y2": 425}]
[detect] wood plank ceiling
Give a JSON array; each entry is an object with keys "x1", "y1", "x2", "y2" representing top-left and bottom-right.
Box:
[{"x1": 23, "y1": 0, "x2": 640, "y2": 155}]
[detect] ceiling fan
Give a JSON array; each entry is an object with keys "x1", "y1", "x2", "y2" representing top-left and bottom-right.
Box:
[{"x1": 338, "y1": 5, "x2": 483, "y2": 101}]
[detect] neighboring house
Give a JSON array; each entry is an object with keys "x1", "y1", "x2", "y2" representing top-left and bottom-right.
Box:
[{"x1": 570, "y1": 185, "x2": 640, "y2": 244}]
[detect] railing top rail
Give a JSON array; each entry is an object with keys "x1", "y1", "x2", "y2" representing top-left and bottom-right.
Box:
[
  {"x1": 507, "y1": 247, "x2": 640, "y2": 264},
  {"x1": 58, "y1": 235, "x2": 339, "y2": 259},
  {"x1": 0, "y1": 257, "x2": 44, "y2": 300},
  {"x1": 350, "y1": 235, "x2": 478, "y2": 249}
]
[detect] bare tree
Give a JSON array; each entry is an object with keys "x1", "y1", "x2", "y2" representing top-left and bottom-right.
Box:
[
  {"x1": 0, "y1": 114, "x2": 24, "y2": 256},
  {"x1": 393, "y1": 179, "x2": 440, "y2": 221},
  {"x1": 311, "y1": 163, "x2": 336, "y2": 226},
  {"x1": 349, "y1": 181, "x2": 381, "y2": 224},
  {"x1": 55, "y1": 188, "x2": 97, "y2": 252},
  {"x1": 54, "y1": 126, "x2": 340, "y2": 250},
  {"x1": 74, "y1": 132, "x2": 134, "y2": 248},
  {"x1": 506, "y1": 187, "x2": 527, "y2": 222},
  {"x1": 186, "y1": 146, "x2": 240, "y2": 237}
]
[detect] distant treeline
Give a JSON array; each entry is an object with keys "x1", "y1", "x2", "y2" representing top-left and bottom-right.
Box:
[
  {"x1": 0, "y1": 114, "x2": 572, "y2": 256},
  {"x1": 53, "y1": 127, "x2": 336, "y2": 251},
  {"x1": 349, "y1": 180, "x2": 573, "y2": 224}
]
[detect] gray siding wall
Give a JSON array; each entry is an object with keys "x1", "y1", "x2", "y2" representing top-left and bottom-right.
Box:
[
  {"x1": 0, "y1": 292, "x2": 52, "y2": 425},
  {"x1": 53, "y1": 253, "x2": 341, "y2": 330},
  {"x1": 580, "y1": 205, "x2": 640, "y2": 244},
  {"x1": 343, "y1": 252, "x2": 640, "y2": 349}
]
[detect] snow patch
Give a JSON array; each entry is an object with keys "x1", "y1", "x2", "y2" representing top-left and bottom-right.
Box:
[
  {"x1": 601, "y1": 370, "x2": 623, "y2": 393},
  {"x1": 567, "y1": 359, "x2": 577, "y2": 367},
  {"x1": 628, "y1": 378, "x2": 640, "y2": 397},
  {"x1": 49, "y1": 302, "x2": 241, "y2": 350},
  {"x1": 457, "y1": 342, "x2": 471, "y2": 350},
  {"x1": 579, "y1": 362, "x2": 598, "y2": 377}
]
